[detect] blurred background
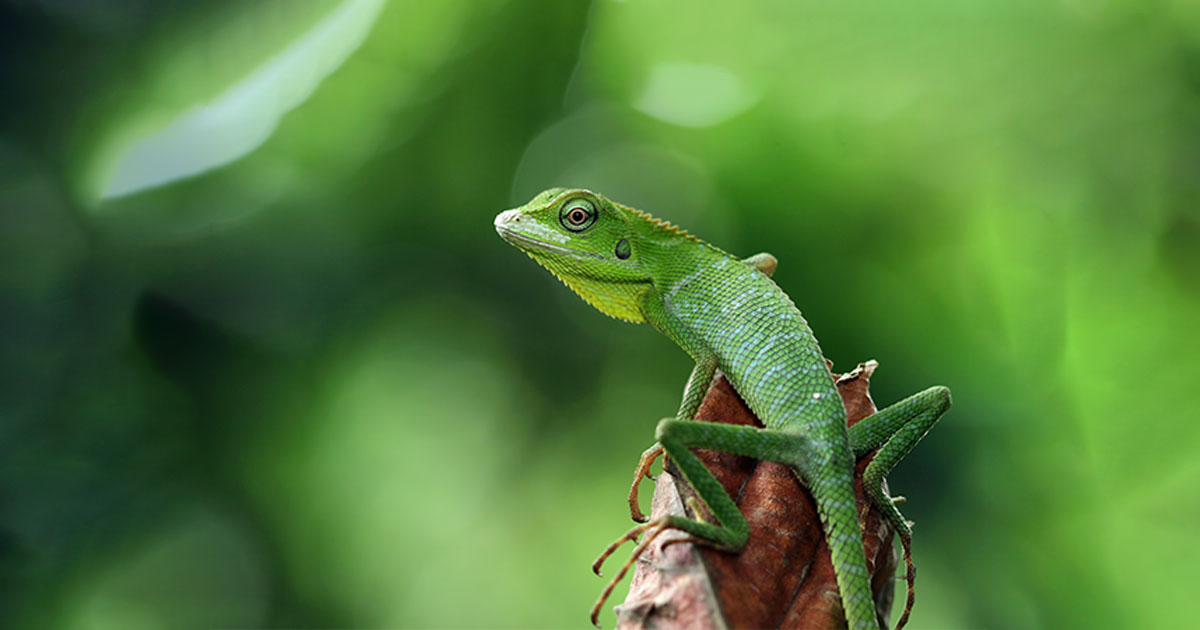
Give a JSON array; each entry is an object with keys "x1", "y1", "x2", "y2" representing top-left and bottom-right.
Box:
[{"x1": 1, "y1": 0, "x2": 1198, "y2": 627}]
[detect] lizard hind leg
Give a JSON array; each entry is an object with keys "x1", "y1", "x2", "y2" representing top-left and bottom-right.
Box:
[{"x1": 847, "y1": 385, "x2": 951, "y2": 630}]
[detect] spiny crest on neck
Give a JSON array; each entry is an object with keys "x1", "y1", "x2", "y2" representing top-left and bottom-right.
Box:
[
  {"x1": 612, "y1": 200, "x2": 734, "y2": 259},
  {"x1": 635, "y1": 208, "x2": 698, "y2": 242},
  {"x1": 611, "y1": 200, "x2": 699, "y2": 242}
]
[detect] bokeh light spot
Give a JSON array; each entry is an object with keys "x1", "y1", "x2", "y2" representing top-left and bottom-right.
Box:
[
  {"x1": 634, "y1": 62, "x2": 756, "y2": 127},
  {"x1": 100, "y1": 0, "x2": 384, "y2": 199}
]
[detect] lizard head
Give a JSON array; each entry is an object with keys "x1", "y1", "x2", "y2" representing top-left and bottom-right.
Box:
[{"x1": 495, "y1": 188, "x2": 652, "y2": 323}]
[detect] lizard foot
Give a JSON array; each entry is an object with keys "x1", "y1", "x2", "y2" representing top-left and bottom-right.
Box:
[{"x1": 590, "y1": 516, "x2": 672, "y2": 628}]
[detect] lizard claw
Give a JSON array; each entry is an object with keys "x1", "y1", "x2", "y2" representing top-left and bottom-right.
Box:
[
  {"x1": 627, "y1": 444, "x2": 664, "y2": 522},
  {"x1": 590, "y1": 518, "x2": 672, "y2": 629}
]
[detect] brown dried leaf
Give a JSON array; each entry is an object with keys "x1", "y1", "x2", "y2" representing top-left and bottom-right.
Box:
[{"x1": 615, "y1": 361, "x2": 897, "y2": 630}]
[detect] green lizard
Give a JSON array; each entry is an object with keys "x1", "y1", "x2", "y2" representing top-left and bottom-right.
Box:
[{"x1": 495, "y1": 188, "x2": 950, "y2": 630}]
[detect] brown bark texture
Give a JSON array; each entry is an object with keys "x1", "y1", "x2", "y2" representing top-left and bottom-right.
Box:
[{"x1": 614, "y1": 361, "x2": 898, "y2": 630}]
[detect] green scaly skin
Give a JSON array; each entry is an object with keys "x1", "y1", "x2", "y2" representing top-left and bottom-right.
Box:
[{"x1": 495, "y1": 189, "x2": 950, "y2": 630}]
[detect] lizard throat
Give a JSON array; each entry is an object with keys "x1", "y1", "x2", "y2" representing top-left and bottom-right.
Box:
[{"x1": 521, "y1": 251, "x2": 651, "y2": 324}]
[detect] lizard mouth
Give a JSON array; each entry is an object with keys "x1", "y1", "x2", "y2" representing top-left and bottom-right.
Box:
[{"x1": 495, "y1": 225, "x2": 604, "y2": 260}]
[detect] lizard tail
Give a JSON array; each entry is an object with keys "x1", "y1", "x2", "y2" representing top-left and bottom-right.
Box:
[{"x1": 812, "y1": 472, "x2": 878, "y2": 630}]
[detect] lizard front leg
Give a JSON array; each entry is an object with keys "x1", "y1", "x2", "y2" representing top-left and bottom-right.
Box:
[{"x1": 627, "y1": 358, "x2": 717, "y2": 522}]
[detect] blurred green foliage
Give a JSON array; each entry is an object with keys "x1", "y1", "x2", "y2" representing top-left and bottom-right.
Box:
[{"x1": 1, "y1": 1, "x2": 1198, "y2": 628}]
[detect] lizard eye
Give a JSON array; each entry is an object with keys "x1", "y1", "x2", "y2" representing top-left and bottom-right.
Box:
[{"x1": 560, "y1": 198, "x2": 597, "y2": 232}]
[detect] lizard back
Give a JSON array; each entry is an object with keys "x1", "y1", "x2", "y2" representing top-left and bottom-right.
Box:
[{"x1": 649, "y1": 250, "x2": 847, "y2": 438}]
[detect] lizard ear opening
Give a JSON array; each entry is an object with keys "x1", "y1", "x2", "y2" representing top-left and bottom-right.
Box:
[{"x1": 615, "y1": 238, "x2": 631, "y2": 260}]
